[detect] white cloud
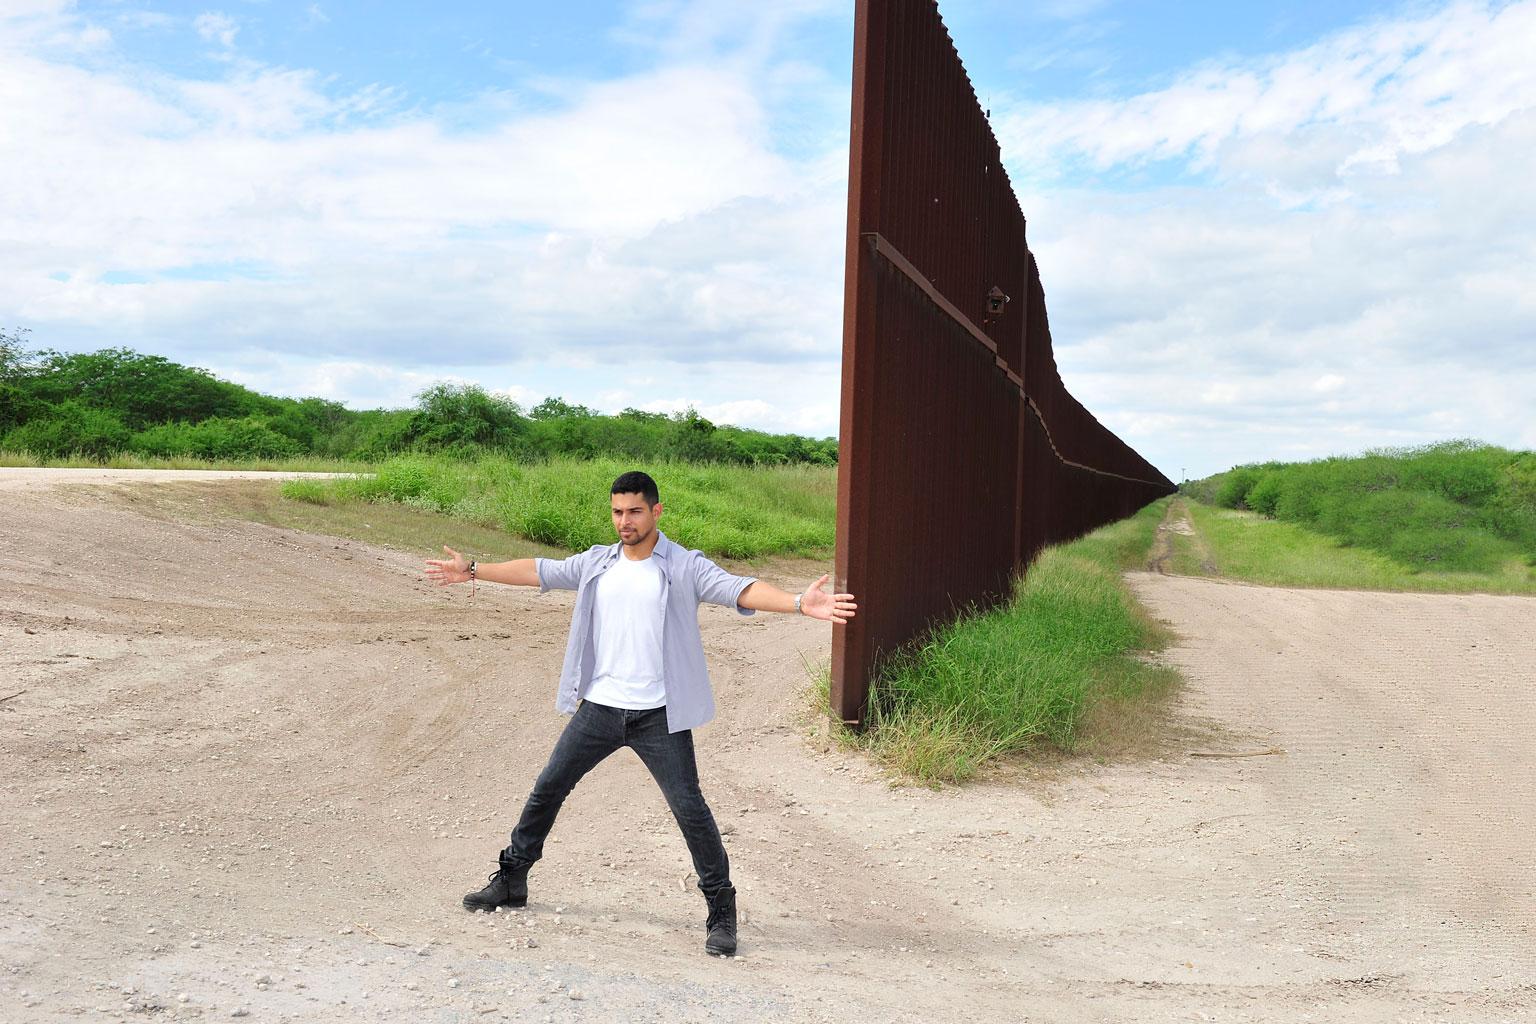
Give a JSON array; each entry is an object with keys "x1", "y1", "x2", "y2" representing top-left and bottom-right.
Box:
[
  {"x1": 615, "y1": 0, "x2": 844, "y2": 65},
  {"x1": 219, "y1": 357, "x2": 541, "y2": 413},
  {"x1": 4, "y1": 0, "x2": 70, "y2": 16},
  {"x1": 635, "y1": 396, "x2": 838, "y2": 438},
  {"x1": 116, "y1": 11, "x2": 176, "y2": 31},
  {"x1": 0, "y1": 21, "x2": 841, "y2": 361},
  {"x1": 1311, "y1": 374, "x2": 1346, "y2": 394},
  {"x1": 0, "y1": 0, "x2": 110, "y2": 52},
  {"x1": 193, "y1": 11, "x2": 238, "y2": 48},
  {"x1": 995, "y1": 0, "x2": 1536, "y2": 475},
  {"x1": 219, "y1": 357, "x2": 443, "y2": 409},
  {"x1": 998, "y1": 1, "x2": 1536, "y2": 196}
]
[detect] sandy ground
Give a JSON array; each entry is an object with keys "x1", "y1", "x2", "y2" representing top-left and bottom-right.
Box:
[
  {"x1": 2, "y1": 468, "x2": 1534, "y2": 1023},
  {"x1": 0, "y1": 468, "x2": 355, "y2": 493}
]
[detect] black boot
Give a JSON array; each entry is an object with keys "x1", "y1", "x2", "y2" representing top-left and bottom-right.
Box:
[
  {"x1": 462, "y1": 852, "x2": 529, "y2": 912},
  {"x1": 702, "y1": 884, "x2": 737, "y2": 956}
]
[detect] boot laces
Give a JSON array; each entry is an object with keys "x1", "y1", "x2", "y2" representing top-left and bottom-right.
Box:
[
  {"x1": 706, "y1": 889, "x2": 733, "y2": 931},
  {"x1": 485, "y1": 860, "x2": 516, "y2": 889}
]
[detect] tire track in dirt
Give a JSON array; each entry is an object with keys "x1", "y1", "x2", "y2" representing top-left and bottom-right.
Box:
[{"x1": 1149, "y1": 496, "x2": 1216, "y2": 576}]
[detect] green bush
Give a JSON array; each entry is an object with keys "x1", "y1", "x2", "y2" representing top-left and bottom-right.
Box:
[
  {"x1": 1188, "y1": 441, "x2": 1533, "y2": 573},
  {"x1": 2, "y1": 401, "x2": 130, "y2": 458},
  {"x1": 1246, "y1": 473, "x2": 1283, "y2": 516},
  {"x1": 1480, "y1": 452, "x2": 1536, "y2": 554},
  {"x1": 1214, "y1": 466, "x2": 1264, "y2": 509},
  {"x1": 1334, "y1": 490, "x2": 1502, "y2": 572},
  {"x1": 131, "y1": 417, "x2": 301, "y2": 460},
  {"x1": 408, "y1": 383, "x2": 528, "y2": 453},
  {"x1": 1271, "y1": 463, "x2": 1327, "y2": 523},
  {"x1": 1397, "y1": 439, "x2": 1502, "y2": 505},
  {"x1": 1383, "y1": 525, "x2": 1507, "y2": 572},
  {"x1": 328, "y1": 408, "x2": 417, "y2": 460}
]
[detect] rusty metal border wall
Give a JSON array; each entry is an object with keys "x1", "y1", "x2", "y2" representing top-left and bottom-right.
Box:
[{"x1": 831, "y1": 0, "x2": 1176, "y2": 725}]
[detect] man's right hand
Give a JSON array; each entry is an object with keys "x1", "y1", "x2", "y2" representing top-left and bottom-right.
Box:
[{"x1": 425, "y1": 545, "x2": 472, "y2": 586}]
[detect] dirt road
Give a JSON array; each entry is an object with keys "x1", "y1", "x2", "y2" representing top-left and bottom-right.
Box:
[{"x1": 3, "y1": 470, "x2": 1533, "y2": 1022}]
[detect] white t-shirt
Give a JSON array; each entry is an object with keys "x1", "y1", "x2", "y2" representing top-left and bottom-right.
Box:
[{"x1": 584, "y1": 553, "x2": 666, "y2": 709}]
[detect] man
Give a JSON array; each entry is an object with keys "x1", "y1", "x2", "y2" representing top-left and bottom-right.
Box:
[{"x1": 423, "y1": 470, "x2": 856, "y2": 957}]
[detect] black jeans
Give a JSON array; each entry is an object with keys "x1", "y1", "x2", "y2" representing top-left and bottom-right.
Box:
[{"x1": 503, "y1": 701, "x2": 731, "y2": 894}]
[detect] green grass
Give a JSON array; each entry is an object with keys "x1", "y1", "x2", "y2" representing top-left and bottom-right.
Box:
[
  {"x1": 1185, "y1": 500, "x2": 1536, "y2": 594},
  {"x1": 282, "y1": 453, "x2": 836, "y2": 561},
  {"x1": 819, "y1": 499, "x2": 1178, "y2": 784},
  {"x1": 0, "y1": 449, "x2": 370, "y2": 474}
]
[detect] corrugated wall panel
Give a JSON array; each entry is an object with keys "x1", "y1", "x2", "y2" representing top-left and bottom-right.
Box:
[{"x1": 832, "y1": 0, "x2": 1175, "y2": 724}]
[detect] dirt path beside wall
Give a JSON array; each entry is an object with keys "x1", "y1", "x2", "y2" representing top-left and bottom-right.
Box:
[
  {"x1": 3, "y1": 470, "x2": 1533, "y2": 1022},
  {"x1": 1147, "y1": 496, "x2": 1214, "y2": 576}
]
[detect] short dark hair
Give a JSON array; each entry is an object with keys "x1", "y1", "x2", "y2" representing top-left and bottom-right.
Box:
[{"x1": 610, "y1": 470, "x2": 659, "y2": 507}]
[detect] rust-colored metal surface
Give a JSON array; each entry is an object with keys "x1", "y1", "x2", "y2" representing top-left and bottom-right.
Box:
[{"x1": 831, "y1": 0, "x2": 1176, "y2": 725}]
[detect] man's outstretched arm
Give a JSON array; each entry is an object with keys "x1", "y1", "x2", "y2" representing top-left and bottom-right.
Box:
[
  {"x1": 738, "y1": 575, "x2": 857, "y2": 623},
  {"x1": 424, "y1": 545, "x2": 541, "y2": 588}
]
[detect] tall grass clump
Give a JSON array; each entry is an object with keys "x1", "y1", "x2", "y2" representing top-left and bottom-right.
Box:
[
  {"x1": 283, "y1": 453, "x2": 836, "y2": 560},
  {"x1": 1189, "y1": 441, "x2": 1535, "y2": 574},
  {"x1": 839, "y1": 500, "x2": 1174, "y2": 783}
]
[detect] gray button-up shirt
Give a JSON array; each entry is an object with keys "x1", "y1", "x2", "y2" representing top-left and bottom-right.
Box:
[{"x1": 536, "y1": 530, "x2": 759, "y2": 733}]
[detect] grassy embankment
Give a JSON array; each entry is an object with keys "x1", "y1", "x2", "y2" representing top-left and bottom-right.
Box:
[
  {"x1": 281, "y1": 454, "x2": 837, "y2": 560},
  {"x1": 1180, "y1": 441, "x2": 1536, "y2": 594},
  {"x1": 818, "y1": 499, "x2": 1178, "y2": 784}
]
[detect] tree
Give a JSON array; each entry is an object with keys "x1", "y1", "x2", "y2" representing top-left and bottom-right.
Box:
[
  {"x1": 0, "y1": 326, "x2": 33, "y2": 380},
  {"x1": 666, "y1": 407, "x2": 721, "y2": 462},
  {"x1": 409, "y1": 382, "x2": 529, "y2": 452},
  {"x1": 529, "y1": 396, "x2": 596, "y2": 420},
  {"x1": 0, "y1": 327, "x2": 42, "y2": 431},
  {"x1": 27, "y1": 348, "x2": 268, "y2": 428}
]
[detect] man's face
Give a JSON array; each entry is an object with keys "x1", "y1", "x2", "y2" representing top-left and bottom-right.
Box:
[{"x1": 611, "y1": 492, "x2": 662, "y2": 547}]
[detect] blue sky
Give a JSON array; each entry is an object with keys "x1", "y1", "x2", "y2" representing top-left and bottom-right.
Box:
[{"x1": 3, "y1": 0, "x2": 1533, "y2": 477}]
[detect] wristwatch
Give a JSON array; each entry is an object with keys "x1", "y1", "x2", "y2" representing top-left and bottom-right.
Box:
[{"x1": 794, "y1": 593, "x2": 803, "y2": 615}]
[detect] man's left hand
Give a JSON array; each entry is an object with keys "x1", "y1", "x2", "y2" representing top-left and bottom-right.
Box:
[{"x1": 801, "y1": 574, "x2": 857, "y2": 623}]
